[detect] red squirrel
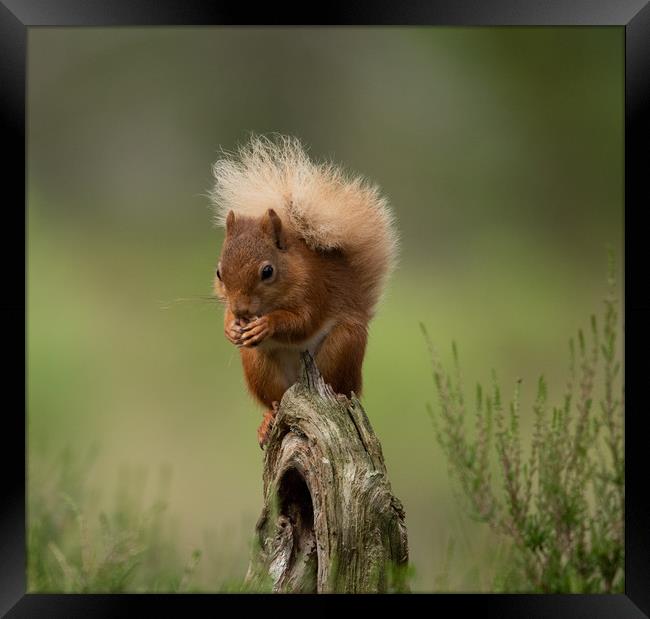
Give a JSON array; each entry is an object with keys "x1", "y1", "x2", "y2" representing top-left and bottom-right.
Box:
[{"x1": 209, "y1": 135, "x2": 398, "y2": 448}]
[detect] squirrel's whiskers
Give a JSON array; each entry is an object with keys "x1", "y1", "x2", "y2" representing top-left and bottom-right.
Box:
[{"x1": 158, "y1": 295, "x2": 224, "y2": 311}]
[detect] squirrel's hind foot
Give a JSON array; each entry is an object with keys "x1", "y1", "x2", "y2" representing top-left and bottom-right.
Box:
[{"x1": 257, "y1": 402, "x2": 280, "y2": 450}]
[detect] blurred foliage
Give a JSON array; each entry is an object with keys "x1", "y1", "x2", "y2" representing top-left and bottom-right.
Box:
[
  {"x1": 28, "y1": 445, "x2": 252, "y2": 592},
  {"x1": 422, "y1": 253, "x2": 623, "y2": 592},
  {"x1": 27, "y1": 27, "x2": 623, "y2": 591},
  {"x1": 28, "y1": 445, "x2": 193, "y2": 592}
]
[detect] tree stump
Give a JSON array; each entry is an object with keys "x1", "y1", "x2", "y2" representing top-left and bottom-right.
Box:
[{"x1": 245, "y1": 352, "x2": 409, "y2": 593}]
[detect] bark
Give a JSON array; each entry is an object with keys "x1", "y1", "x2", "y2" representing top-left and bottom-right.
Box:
[{"x1": 245, "y1": 352, "x2": 409, "y2": 593}]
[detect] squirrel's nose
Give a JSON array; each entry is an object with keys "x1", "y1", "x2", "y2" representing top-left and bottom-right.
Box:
[
  {"x1": 232, "y1": 297, "x2": 253, "y2": 320},
  {"x1": 233, "y1": 308, "x2": 251, "y2": 321}
]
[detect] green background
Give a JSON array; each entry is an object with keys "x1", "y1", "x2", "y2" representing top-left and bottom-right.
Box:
[{"x1": 27, "y1": 27, "x2": 623, "y2": 591}]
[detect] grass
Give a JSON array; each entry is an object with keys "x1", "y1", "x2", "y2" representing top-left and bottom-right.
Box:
[{"x1": 27, "y1": 445, "x2": 255, "y2": 593}]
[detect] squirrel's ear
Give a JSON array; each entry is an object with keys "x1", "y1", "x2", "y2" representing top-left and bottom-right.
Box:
[
  {"x1": 225, "y1": 210, "x2": 235, "y2": 233},
  {"x1": 262, "y1": 208, "x2": 287, "y2": 250}
]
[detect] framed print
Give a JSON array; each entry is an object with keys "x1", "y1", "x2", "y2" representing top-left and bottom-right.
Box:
[{"x1": 2, "y1": 0, "x2": 649, "y2": 616}]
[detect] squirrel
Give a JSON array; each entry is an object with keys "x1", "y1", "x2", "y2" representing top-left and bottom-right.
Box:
[{"x1": 209, "y1": 134, "x2": 398, "y2": 448}]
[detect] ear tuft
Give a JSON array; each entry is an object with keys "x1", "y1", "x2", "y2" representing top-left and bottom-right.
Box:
[{"x1": 263, "y1": 208, "x2": 287, "y2": 249}]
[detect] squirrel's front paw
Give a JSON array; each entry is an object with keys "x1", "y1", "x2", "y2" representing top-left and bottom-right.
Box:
[
  {"x1": 240, "y1": 315, "x2": 273, "y2": 347},
  {"x1": 224, "y1": 319, "x2": 244, "y2": 347}
]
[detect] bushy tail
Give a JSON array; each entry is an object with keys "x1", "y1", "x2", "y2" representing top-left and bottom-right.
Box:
[{"x1": 209, "y1": 134, "x2": 399, "y2": 314}]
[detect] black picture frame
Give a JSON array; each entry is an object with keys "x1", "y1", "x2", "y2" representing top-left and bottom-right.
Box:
[{"x1": 2, "y1": 1, "x2": 648, "y2": 616}]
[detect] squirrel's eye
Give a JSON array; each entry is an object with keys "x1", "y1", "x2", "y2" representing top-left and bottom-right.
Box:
[
  {"x1": 216, "y1": 268, "x2": 222, "y2": 281},
  {"x1": 261, "y1": 264, "x2": 274, "y2": 281}
]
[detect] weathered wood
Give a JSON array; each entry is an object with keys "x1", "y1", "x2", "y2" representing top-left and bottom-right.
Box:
[{"x1": 245, "y1": 352, "x2": 409, "y2": 593}]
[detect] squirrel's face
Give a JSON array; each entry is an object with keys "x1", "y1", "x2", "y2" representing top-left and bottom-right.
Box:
[{"x1": 214, "y1": 209, "x2": 307, "y2": 320}]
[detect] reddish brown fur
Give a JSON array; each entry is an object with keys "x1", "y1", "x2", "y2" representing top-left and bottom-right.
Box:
[{"x1": 215, "y1": 209, "x2": 373, "y2": 447}]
